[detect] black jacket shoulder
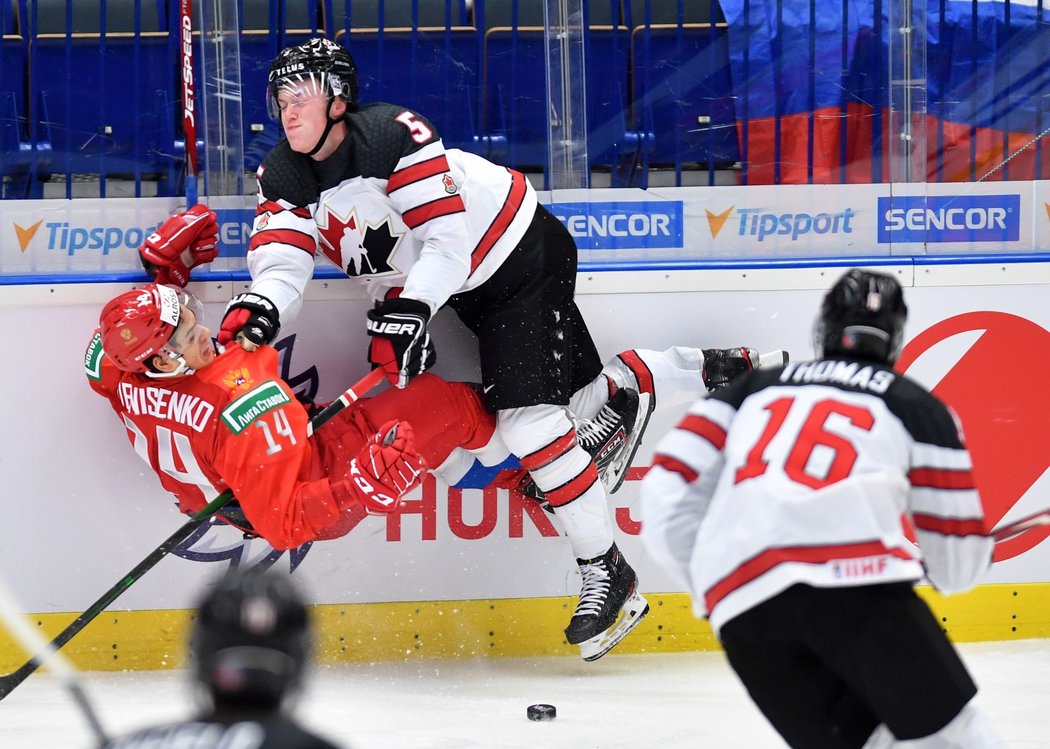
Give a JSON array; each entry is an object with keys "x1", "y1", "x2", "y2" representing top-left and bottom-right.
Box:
[
  {"x1": 345, "y1": 102, "x2": 442, "y2": 180},
  {"x1": 258, "y1": 140, "x2": 320, "y2": 207}
]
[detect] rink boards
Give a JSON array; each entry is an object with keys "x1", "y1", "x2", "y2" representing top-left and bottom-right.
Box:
[{"x1": 2, "y1": 261, "x2": 1050, "y2": 670}]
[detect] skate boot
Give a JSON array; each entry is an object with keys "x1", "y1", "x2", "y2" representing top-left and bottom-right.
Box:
[
  {"x1": 518, "y1": 387, "x2": 644, "y2": 509},
  {"x1": 702, "y1": 347, "x2": 790, "y2": 391},
  {"x1": 564, "y1": 543, "x2": 650, "y2": 661}
]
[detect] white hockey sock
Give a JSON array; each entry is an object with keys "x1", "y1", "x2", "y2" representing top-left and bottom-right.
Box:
[
  {"x1": 551, "y1": 483, "x2": 615, "y2": 560},
  {"x1": 568, "y1": 374, "x2": 614, "y2": 421},
  {"x1": 497, "y1": 404, "x2": 615, "y2": 559}
]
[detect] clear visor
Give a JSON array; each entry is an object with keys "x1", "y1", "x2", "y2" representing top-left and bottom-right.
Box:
[
  {"x1": 267, "y1": 73, "x2": 330, "y2": 121},
  {"x1": 158, "y1": 290, "x2": 207, "y2": 361}
]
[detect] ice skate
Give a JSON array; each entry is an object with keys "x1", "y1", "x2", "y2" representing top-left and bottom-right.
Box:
[
  {"x1": 518, "y1": 387, "x2": 644, "y2": 508},
  {"x1": 702, "y1": 347, "x2": 789, "y2": 391},
  {"x1": 564, "y1": 543, "x2": 649, "y2": 662}
]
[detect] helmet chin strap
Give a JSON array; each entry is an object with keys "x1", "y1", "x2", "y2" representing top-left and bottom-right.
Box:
[{"x1": 306, "y1": 97, "x2": 340, "y2": 157}]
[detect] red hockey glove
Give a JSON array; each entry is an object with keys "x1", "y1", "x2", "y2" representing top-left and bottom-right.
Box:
[
  {"x1": 333, "y1": 420, "x2": 426, "y2": 514},
  {"x1": 139, "y1": 204, "x2": 219, "y2": 287},
  {"x1": 218, "y1": 292, "x2": 281, "y2": 349},
  {"x1": 366, "y1": 298, "x2": 435, "y2": 388}
]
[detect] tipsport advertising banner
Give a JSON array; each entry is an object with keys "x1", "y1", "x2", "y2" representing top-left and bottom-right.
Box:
[
  {"x1": 0, "y1": 196, "x2": 257, "y2": 276},
  {"x1": 4, "y1": 182, "x2": 1050, "y2": 278}
]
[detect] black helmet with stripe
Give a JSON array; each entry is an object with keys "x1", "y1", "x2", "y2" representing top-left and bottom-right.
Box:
[{"x1": 815, "y1": 269, "x2": 908, "y2": 364}]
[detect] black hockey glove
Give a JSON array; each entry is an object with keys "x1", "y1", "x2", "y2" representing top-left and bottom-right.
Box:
[
  {"x1": 366, "y1": 297, "x2": 435, "y2": 388},
  {"x1": 218, "y1": 292, "x2": 281, "y2": 349}
]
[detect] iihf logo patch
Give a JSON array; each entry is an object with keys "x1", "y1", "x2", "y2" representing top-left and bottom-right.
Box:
[{"x1": 442, "y1": 174, "x2": 457, "y2": 194}]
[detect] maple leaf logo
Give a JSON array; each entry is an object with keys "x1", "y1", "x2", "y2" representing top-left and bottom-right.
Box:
[
  {"x1": 317, "y1": 206, "x2": 401, "y2": 277},
  {"x1": 317, "y1": 207, "x2": 358, "y2": 271}
]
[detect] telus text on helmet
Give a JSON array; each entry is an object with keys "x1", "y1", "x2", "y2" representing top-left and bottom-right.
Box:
[{"x1": 271, "y1": 62, "x2": 307, "y2": 79}]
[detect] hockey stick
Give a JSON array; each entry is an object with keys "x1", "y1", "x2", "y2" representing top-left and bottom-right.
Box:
[
  {"x1": 0, "y1": 577, "x2": 109, "y2": 743},
  {"x1": 180, "y1": 0, "x2": 198, "y2": 205},
  {"x1": 0, "y1": 368, "x2": 385, "y2": 701},
  {"x1": 990, "y1": 507, "x2": 1050, "y2": 543}
]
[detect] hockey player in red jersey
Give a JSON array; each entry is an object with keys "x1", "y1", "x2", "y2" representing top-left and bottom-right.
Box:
[
  {"x1": 213, "y1": 37, "x2": 781, "y2": 660},
  {"x1": 640, "y1": 269, "x2": 1003, "y2": 747},
  {"x1": 88, "y1": 283, "x2": 501, "y2": 551}
]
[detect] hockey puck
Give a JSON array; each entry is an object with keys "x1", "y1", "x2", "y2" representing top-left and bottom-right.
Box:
[{"x1": 526, "y1": 704, "x2": 557, "y2": 721}]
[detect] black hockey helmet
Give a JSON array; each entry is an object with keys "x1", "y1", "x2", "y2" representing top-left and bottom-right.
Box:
[
  {"x1": 189, "y1": 569, "x2": 311, "y2": 709},
  {"x1": 266, "y1": 37, "x2": 358, "y2": 121},
  {"x1": 814, "y1": 269, "x2": 908, "y2": 364}
]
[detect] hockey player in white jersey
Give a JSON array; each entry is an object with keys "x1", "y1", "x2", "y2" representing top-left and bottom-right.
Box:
[
  {"x1": 640, "y1": 269, "x2": 1003, "y2": 747},
  {"x1": 215, "y1": 38, "x2": 782, "y2": 661}
]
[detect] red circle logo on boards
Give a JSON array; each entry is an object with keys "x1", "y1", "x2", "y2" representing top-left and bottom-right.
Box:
[{"x1": 897, "y1": 311, "x2": 1050, "y2": 561}]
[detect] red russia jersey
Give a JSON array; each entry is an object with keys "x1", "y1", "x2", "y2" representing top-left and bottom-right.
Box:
[
  {"x1": 640, "y1": 358, "x2": 994, "y2": 634},
  {"x1": 244, "y1": 102, "x2": 538, "y2": 323},
  {"x1": 85, "y1": 331, "x2": 346, "y2": 550}
]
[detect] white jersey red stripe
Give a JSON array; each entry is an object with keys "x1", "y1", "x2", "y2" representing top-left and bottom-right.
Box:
[
  {"x1": 245, "y1": 102, "x2": 538, "y2": 321},
  {"x1": 640, "y1": 358, "x2": 994, "y2": 634}
]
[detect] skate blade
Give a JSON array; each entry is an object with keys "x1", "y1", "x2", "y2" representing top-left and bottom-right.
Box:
[
  {"x1": 604, "y1": 391, "x2": 654, "y2": 495},
  {"x1": 577, "y1": 591, "x2": 650, "y2": 662},
  {"x1": 757, "y1": 349, "x2": 789, "y2": 369}
]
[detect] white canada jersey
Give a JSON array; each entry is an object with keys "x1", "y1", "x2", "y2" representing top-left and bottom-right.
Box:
[
  {"x1": 245, "y1": 102, "x2": 538, "y2": 323},
  {"x1": 640, "y1": 358, "x2": 993, "y2": 634}
]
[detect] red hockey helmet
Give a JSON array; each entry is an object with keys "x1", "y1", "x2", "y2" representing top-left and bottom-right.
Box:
[{"x1": 99, "y1": 284, "x2": 183, "y2": 373}]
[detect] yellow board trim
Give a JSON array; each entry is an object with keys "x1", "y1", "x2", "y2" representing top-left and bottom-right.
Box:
[{"x1": 2, "y1": 583, "x2": 1049, "y2": 672}]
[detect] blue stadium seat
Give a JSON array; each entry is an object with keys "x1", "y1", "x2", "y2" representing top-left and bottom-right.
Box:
[
  {"x1": 481, "y1": 25, "x2": 630, "y2": 174},
  {"x1": 242, "y1": 0, "x2": 324, "y2": 32},
  {"x1": 621, "y1": 0, "x2": 724, "y2": 26},
  {"x1": 476, "y1": 0, "x2": 619, "y2": 29},
  {"x1": 326, "y1": 0, "x2": 470, "y2": 33},
  {"x1": 24, "y1": 0, "x2": 165, "y2": 34},
  {"x1": 30, "y1": 33, "x2": 177, "y2": 181},
  {"x1": 630, "y1": 24, "x2": 739, "y2": 169},
  {"x1": 333, "y1": 27, "x2": 480, "y2": 153}
]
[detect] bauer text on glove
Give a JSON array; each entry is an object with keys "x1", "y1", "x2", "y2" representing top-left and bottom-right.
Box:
[
  {"x1": 366, "y1": 298, "x2": 435, "y2": 388},
  {"x1": 139, "y1": 204, "x2": 219, "y2": 287}
]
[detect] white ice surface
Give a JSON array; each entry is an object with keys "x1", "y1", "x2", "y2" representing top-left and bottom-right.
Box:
[{"x1": 2, "y1": 641, "x2": 1048, "y2": 748}]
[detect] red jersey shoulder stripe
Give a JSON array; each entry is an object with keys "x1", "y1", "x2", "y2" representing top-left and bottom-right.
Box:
[
  {"x1": 651, "y1": 454, "x2": 700, "y2": 484},
  {"x1": 387, "y1": 155, "x2": 452, "y2": 194},
  {"x1": 249, "y1": 228, "x2": 317, "y2": 254},
  {"x1": 680, "y1": 414, "x2": 728, "y2": 451},
  {"x1": 908, "y1": 467, "x2": 976, "y2": 491},
  {"x1": 470, "y1": 168, "x2": 527, "y2": 274},
  {"x1": 257, "y1": 200, "x2": 311, "y2": 219},
  {"x1": 402, "y1": 194, "x2": 466, "y2": 229}
]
